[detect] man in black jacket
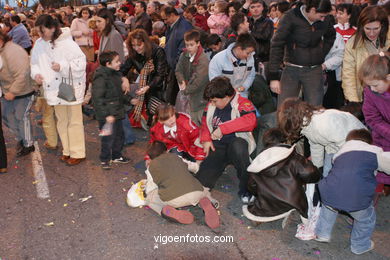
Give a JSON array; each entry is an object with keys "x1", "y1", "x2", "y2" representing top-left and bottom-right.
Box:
[{"x1": 268, "y1": 0, "x2": 336, "y2": 106}]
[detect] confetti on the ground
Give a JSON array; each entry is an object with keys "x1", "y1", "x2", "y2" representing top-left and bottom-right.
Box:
[
  {"x1": 247, "y1": 226, "x2": 251, "y2": 229},
  {"x1": 14, "y1": 166, "x2": 18, "y2": 169},
  {"x1": 239, "y1": 220, "x2": 244, "y2": 224},
  {"x1": 79, "y1": 195, "x2": 93, "y2": 202},
  {"x1": 239, "y1": 237, "x2": 246, "y2": 241},
  {"x1": 120, "y1": 177, "x2": 128, "y2": 182},
  {"x1": 70, "y1": 193, "x2": 74, "y2": 197},
  {"x1": 71, "y1": 220, "x2": 75, "y2": 224},
  {"x1": 144, "y1": 206, "x2": 150, "y2": 210},
  {"x1": 44, "y1": 222, "x2": 54, "y2": 227},
  {"x1": 32, "y1": 180, "x2": 39, "y2": 185},
  {"x1": 314, "y1": 251, "x2": 321, "y2": 255},
  {"x1": 47, "y1": 199, "x2": 51, "y2": 202},
  {"x1": 122, "y1": 188, "x2": 126, "y2": 192},
  {"x1": 272, "y1": 258, "x2": 281, "y2": 260},
  {"x1": 63, "y1": 203, "x2": 68, "y2": 207},
  {"x1": 217, "y1": 210, "x2": 221, "y2": 216}
]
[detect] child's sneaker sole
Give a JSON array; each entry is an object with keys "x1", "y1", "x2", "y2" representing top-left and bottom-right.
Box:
[
  {"x1": 161, "y1": 205, "x2": 194, "y2": 224},
  {"x1": 199, "y1": 197, "x2": 220, "y2": 229}
]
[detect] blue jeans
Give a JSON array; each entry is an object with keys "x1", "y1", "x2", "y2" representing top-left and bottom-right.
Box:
[
  {"x1": 121, "y1": 115, "x2": 135, "y2": 145},
  {"x1": 316, "y1": 203, "x2": 376, "y2": 254},
  {"x1": 322, "y1": 153, "x2": 334, "y2": 178},
  {"x1": 1, "y1": 95, "x2": 34, "y2": 147}
]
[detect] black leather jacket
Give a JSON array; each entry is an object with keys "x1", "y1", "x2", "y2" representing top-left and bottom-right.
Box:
[{"x1": 120, "y1": 44, "x2": 168, "y2": 101}]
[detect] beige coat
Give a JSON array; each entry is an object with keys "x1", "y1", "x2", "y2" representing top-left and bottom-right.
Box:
[
  {"x1": 0, "y1": 41, "x2": 33, "y2": 96},
  {"x1": 342, "y1": 33, "x2": 390, "y2": 102}
]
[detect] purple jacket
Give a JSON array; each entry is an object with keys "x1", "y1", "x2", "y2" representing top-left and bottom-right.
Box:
[{"x1": 363, "y1": 87, "x2": 390, "y2": 151}]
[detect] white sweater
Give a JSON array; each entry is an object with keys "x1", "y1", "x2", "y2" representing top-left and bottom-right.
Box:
[{"x1": 301, "y1": 109, "x2": 366, "y2": 168}]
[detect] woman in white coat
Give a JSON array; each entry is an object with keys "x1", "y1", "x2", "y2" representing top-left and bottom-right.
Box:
[{"x1": 31, "y1": 14, "x2": 87, "y2": 166}]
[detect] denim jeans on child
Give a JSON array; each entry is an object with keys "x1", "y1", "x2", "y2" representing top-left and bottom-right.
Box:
[
  {"x1": 99, "y1": 120, "x2": 124, "y2": 162},
  {"x1": 315, "y1": 203, "x2": 376, "y2": 254}
]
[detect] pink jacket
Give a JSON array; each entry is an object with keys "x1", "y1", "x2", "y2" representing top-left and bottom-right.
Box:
[
  {"x1": 207, "y1": 13, "x2": 230, "y2": 35},
  {"x1": 70, "y1": 18, "x2": 93, "y2": 47}
]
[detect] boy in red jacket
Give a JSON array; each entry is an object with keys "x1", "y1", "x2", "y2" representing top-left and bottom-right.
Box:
[{"x1": 196, "y1": 76, "x2": 257, "y2": 203}]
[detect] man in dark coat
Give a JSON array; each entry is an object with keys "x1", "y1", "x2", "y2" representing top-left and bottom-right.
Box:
[
  {"x1": 161, "y1": 6, "x2": 193, "y2": 105},
  {"x1": 131, "y1": 1, "x2": 153, "y2": 35}
]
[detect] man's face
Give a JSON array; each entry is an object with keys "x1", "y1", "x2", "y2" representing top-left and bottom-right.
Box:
[
  {"x1": 250, "y1": 3, "x2": 264, "y2": 18},
  {"x1": 135, "y1": 3, "x2": 144, "y2": 15},
  {"x1": 147, "y1": 3, "x2": 156, "y2": 15},
  {"x1": 210, "y1": 96, "x2": 232, "y2": 109},
  {"x1": 307, "y1": 8, "x2": 328, "y2": 22},
  {"x1": 161, "y1": 12, "x2": 176, "y2": 26}
]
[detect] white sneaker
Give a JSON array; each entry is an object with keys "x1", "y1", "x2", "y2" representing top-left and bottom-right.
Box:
[
  {"x1": 112, "y1": 157, "x2": 130, "y2": 164},
  {"x1": 315, "y1": 236, "x2": 331, "y2": 243},
  {"x1": 353, "y1": 240, "x2": 375, "y2": 255},
  {"x1": 241, "y1": 195, "x2": 250, "y2": 204}
]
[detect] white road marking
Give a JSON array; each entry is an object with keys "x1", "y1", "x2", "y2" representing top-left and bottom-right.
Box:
[{"x1": 31, "y1": 141, "x2": 50, "y2": 199}]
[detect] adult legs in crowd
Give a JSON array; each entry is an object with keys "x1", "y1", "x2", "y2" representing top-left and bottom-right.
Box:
[
  {"x1": 0, "y1": 103, "x2": 7, "y2": 173},
  {"x1": 1, "y1": 95, "x2": 35, "y2": 156},
  {"x1": 54, "y1": 104, "x2": 86, "y2": 165},
  {"x1": 277, "y1": 66, "x2": 324, "y2": 107}
]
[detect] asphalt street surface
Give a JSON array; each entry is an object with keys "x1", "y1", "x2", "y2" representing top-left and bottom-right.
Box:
[{"x1": 1, "y1": 111, "x2": 390, "y2": 260}]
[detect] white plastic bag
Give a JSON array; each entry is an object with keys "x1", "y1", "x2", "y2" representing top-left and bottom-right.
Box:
[
  {"x1": 295, "y1": 183, "x2": 321, "y2": 240},
  {"x1": 126, "y1": 179, "x2": 147, "y2": 207}
]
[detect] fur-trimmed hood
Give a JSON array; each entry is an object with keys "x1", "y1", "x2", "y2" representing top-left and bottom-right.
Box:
[{"x1": 247, "y1": 144, "x2": 295, "y2": 173}]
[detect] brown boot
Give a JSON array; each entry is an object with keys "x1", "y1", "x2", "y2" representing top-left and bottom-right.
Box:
[
  {"x1": 161, "y1": 206, "x2": 194, "y2": 224},
  {"x1": 60, "y1": 155, "x2": 70, "y2": 162},
  {"x1": 66, "y1": 157, "x2": 85, "y2": 166}
]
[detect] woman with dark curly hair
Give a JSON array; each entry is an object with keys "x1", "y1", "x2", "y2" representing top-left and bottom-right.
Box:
[{"x1": 277, "y1": 98, "x2": 365, "y2": 177}]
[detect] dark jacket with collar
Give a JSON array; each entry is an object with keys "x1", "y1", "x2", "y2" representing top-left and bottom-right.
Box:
[
  {"x1": 268, "y1": 3, "x2": 336, "y2": 80},
  {"x1": 92, "y1": 66, "x2": 130, "y2": 121},
  {"x1": 165, "y1": 16, "x2": 193, "y2": 69},
  {"x1": 249, "y1": 16, "x2": 274, "y2": 63},
  {"x1": 120, "y1": 44, "x2": 168, "y2": 101},
  {"x1": 246, "y1": 144, "x2": 320, "y2": 218}
]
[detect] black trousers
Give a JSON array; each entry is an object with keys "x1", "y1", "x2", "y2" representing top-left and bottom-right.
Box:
[
  {"x1": 0, "y1": 104, "x2": 7, "y2": 169},
  {"x1": 98, "y1": 120, "x2": 124, "y2": 162},
  {"x1": 323, "y1": 70, "x2": 345, "y2": 109},
  {"x1": 196, "y1": 137, "x2": 250, "y2": 196}
]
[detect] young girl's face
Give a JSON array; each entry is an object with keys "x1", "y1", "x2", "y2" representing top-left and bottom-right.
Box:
[
  {"x1": 161, "y1": 115, "x2": 176, "y2": 128},
  {"x1": 365, "y1": 77, "x2": 390, "y2": 94},
  {"x1": 336, "y1": 9, "x2": 350, "y2": 25},
  {"x1": 197, "y1": 6, "x2": 206, "y2": 15},
  {"x1": 214, "y1": 5, "x2": 221, "y2": 14}
]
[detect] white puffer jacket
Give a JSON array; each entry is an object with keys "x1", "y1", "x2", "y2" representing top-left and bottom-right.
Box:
[{"x1": 30, "y1": 27, "x2": 86, "y2": 106}]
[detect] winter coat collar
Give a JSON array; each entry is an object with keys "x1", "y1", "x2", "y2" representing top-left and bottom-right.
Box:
[
  {"x1": 247, "y1": 144, "x2": 296, "y2": 173},
  {"x1": 182, "y1": 46, "x2": 204, "y2": 65}
]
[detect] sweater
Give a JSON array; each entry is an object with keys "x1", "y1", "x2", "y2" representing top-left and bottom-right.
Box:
[
  {"x1": 148, "y1": 153, "x2": 204, "y2": 202},
  {"x1": 301, "y1": 109, "x2": 366, "y2": 168},
  {"x1": 7, "y1": 23, "x2": 32, "y2": 49}
]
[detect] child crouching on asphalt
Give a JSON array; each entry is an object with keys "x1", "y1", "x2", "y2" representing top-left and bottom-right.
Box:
[
  {"x1": 243, "y1": 128, "x2": 320, "y2": 225},
  {"x1": 144, "y1": 141, "x2": 220, "y2": 229},
  {"x1": 316, "y1": 129, "x2": 390, "y2": 255}
]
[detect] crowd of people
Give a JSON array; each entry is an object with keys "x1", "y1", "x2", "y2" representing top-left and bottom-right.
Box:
[{"x1": 0, "y1": 0, "x2": 389, "y2": 255}]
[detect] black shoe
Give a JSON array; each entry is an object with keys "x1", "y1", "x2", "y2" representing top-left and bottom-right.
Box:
[
  {"x1": 17, "y1": 145, "x2": 35, "y2": 157},
  {"x1": 16, "y1": 140, "x2": 24, "y2": 153}
]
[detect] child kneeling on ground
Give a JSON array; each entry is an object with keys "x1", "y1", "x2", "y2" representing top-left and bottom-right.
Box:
[
  {"x1": 144, "y1": 141, "x2": 220, "y2": 229},
  {"x1": 243, "y1": 128, "x2": 320, "y2": 225},
  {"x1": 316, "y1": 129, "x2": 390, "y2": 255}
]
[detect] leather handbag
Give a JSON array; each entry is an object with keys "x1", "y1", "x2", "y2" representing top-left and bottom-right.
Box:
[{"x1": 58, "y1": 66, "x2": 76, "y2": 102}]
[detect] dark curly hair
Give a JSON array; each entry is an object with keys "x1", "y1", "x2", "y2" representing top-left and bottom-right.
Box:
[
  {"x1": 277, "y1": 98, "x2": 322, "y2": 143},
  {"x1": 35, "y1": 14, "x2": 62, "y2": 44}
]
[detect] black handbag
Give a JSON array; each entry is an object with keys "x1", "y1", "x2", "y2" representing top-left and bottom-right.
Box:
[{"x1": 58, "y1": 66, "x2": 76, "y2": 102}]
